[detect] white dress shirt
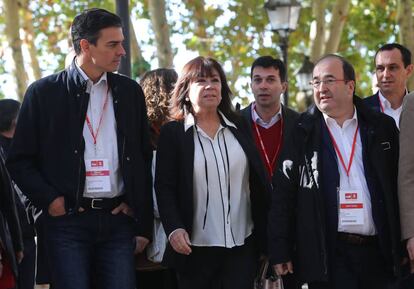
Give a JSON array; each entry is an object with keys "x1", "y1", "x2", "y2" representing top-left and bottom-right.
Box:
[
  {"x1": 378, "y1": 90, "x2": 405, "y2": 129},
  {"x1": 75, "y1": 61, "x2": 124, "y2": 198},
  {"x1": 251, "y1": 103, "x2": 282, "y2": 129},
  {"x1": 185, "y1": 112, "x2": 253, "y2": 248},
  {"x1": 323, "y1": 109, "x2": 376, "y2": 235}
]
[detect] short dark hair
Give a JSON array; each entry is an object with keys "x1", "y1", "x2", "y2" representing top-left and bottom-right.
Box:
[
  {"x1": 71, "y1": 8, "x2": 122, "y2": 55},
  {"x1": 314, "y1": 54, "x2": 356, "y2": 83},
  {"x1": 250, "y1": 56, "x2": 287, "y2": 82},
  {"x1": 375, "y1": 43, "x2": 412, "y2": 67},
  {"x1": 170, "y1": 56, "x2": 236, "y2": 121},
  {"x1": 0, "y1": 99, "x2": 20, "y2": 133}
]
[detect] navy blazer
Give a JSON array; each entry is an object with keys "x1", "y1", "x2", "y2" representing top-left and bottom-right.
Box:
[
  {"x1": 155, "y1": 113, "x2": 272, "y2": 270},
  {"x1": 363, "y1": 92, "x2": 382, "y2": 113}
]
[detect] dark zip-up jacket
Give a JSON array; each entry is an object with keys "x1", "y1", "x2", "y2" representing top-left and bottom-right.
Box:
[
  {"x1": 268, "y1": 96, "x2": 402, "y2": 282},
  {"x1": 6, "y1": 61, "x2": 153, "y2": 239}
]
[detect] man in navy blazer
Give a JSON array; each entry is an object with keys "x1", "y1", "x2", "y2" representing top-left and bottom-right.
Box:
[
  {"x1": 7, "y1": 9, "x2": 153, "y2": 289},
  {"x1": 364, "y1": 43, "x2": 413, "y2": 129}
]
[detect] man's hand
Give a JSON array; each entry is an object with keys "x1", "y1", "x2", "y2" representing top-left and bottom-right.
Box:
[
  {"x1": 406, "y1": 237, "x2": 414, "y2": 273},
  {"x1": 111, "y1": 202, "x2": 134, "y2": 217},
  {"x1": 48, "y1": 196, "x2": 66, "y2": 217},
  {"x1": 274, "y1": 261, "x2": 293, "y2": 275},
  {"x1": 134, "y1": 236, "x2": 150, "y2": 254},
  {"x1": 16, "y1": 251, "x2": 24, "y2": 264},
  {"x1": 169, "y1": 229, "x2": 192, "y2": 255}
]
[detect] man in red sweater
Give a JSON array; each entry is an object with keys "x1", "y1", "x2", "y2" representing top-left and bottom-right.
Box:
[
  {"x1": 240, "y1": 56, "x2": 300, "y2": 289},
  {"x1": 241, "y1": 56, "x2": 299, "y2": 178}
]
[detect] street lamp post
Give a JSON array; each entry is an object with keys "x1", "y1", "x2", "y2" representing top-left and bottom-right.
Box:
[
  {"x1": 296, "y1": 56, "x2": 314, "y2": 108},
  {"x1": 264, "y1": 0, "x2": 301, "y2": 106},
  {"x1": 116, "y1": 0, "x2": 131, "y2": 77}
]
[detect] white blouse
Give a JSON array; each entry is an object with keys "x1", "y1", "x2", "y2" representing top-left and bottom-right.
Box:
[{"x1": 184, "y1": 112, "x2": 253, "y2": 248}]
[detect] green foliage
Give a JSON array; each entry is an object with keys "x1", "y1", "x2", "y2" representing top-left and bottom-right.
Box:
[
  {"x1": 132, "y1": 58, "x2": 151, "y2": 79},
  {"x1": 0, "y1": 0, "x2": 410, "y2": 103}
]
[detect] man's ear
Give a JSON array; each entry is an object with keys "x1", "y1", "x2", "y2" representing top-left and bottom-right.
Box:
[
  {"x1": 282, "y1": 81, "x2": 288, "y2": 93},
  {"x1": 348, "y1": 80, "x2": 356, "y2": 95},
  {"x1": 79, "y1": 39, "x2": 90, "y2": 55},
  {"x1": 406, "y1": 63, "x2": 414, "y2": 77}
]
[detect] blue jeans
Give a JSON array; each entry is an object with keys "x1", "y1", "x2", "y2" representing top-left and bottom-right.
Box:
[{"x1": 45, "y1": 210, "x2": 136, "y2": 289}]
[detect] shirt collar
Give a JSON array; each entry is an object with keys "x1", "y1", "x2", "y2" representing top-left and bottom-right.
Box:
[
  {"x1": 323, "y1": 106, "x2": 358, "y2": 129},
  {"x1": 74, "y1": 58, "x2": 107, "y2": 90},
  {"x1": 184, "y1": 110, "x2": 237, "y2": 132},
  {"x1": 378, "y1": 89, "x2": 407, "y2": 110},
  {"x1": 251, "y1": 102, "x2": 282, "y2": 128}
]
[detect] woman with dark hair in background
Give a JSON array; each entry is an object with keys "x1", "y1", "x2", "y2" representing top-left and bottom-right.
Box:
[
  {"x1": 0, "y1": 99, "x2": 35, "y2": 289},
  {"x1": 155, "y1": 56, "x2": 271, "y2": 289},
  {"x1": 0, "y1": 100, "x2": 24, "y2": 289},
  {"x1": 137, "y1": 68, "x2": 178, "y2": 289}
]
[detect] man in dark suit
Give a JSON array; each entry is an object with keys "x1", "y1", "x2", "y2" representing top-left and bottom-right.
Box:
[
  {"x1": 240, "y1": 56, "x2": 299, "y2": 179},
  {"x1": 240, "y1": 56, "x2": 300, "y2": 288},
  {"x1": 6, "y1": 8, "x2": 153, "y2": 289},
  {"x1": 269, "y1": 54, "x2": 402, "y2": 289},
  {"x1": 364, "y1": 43, "x2": 413, "y2": 129}
]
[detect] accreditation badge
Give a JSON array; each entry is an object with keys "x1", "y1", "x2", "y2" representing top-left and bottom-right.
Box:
[
  {"x1": 339, "y1": 189, "x2": 364, "y2": 226},
  {"x1": 85, "y1": 159, "x2": 111, "y2": 193}
]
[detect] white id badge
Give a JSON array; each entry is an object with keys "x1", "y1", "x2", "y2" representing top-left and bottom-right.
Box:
[
  {"x1": 85, "y1": 159, "x2": 111, "y2": 193},
  {"x1": 339, "y1": 189, "x2": 364, "y2": 226}
]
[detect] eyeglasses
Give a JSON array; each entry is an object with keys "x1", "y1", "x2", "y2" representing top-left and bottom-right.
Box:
[{"x1": 309, "y1": 78, "x2": 348, "y2": 88}]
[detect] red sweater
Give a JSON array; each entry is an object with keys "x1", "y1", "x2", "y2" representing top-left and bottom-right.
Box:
[{"x1": 252, "y1": 120, "x2": 283, "y2": 178}]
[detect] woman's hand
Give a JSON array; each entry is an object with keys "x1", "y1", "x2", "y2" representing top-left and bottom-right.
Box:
[{"x1": 169, "y1": 229, "x2": 192, "y2": 255}]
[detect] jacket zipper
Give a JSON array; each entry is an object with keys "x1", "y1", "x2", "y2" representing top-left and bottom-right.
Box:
[
  {"x1": 75, "y1": 87, "x2": 89, "y2": 211},
  {"x1": 121, "y1": 136, "x2": 126, "y2": 169}
]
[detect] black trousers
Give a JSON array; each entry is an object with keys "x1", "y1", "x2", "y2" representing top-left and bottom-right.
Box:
[
  {"x1": 176, "y1": 237, "x2": 258, "y2": 289},
  {"x1": 308, "y1": 238, "x2": 394, "y2": 289}
]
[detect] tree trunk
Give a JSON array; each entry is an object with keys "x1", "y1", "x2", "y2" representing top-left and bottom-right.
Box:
[
  {"x1": 21, "y1": 0, "x2": 41, "y2": 80},
  {"x1": 309, "y1": 0, "x2": 326, "y2": 62},
  {"x1": 4, "y1": 0, "x2": 28, "y2": 101},
  {"x1": 398, "y1": 0, "x2": 414, "y2": 90},
  {"x1": 324, "y1": 0, "x2": 351, "y2": 54},
  {"x1": 148, "y1": 0, "x2": 173, "y2": 68},
  {"x1": 129, "y1": 19, "x2": 144, "y2": 64}
]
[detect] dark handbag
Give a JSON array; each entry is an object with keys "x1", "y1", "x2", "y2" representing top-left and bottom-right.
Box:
[{"x1": 254, "y1": 259, "x2": 284, "y2": 289}]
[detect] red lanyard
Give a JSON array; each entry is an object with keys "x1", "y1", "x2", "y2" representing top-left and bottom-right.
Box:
[
  {"x1": 85, "y1": 85, "x2": 110, "y2": 145},
  {"x1": 378, "y1": 94, "x2": 384, "y2": 113},
  {"x1": 327, "y1": 123, "x2": 359, "y2": 177},
  {"x1": 252, "y1": 107, "x2": 283, "y2": 177}
]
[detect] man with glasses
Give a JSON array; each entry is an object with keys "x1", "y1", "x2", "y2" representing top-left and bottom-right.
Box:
[
  {"x1": 364, "y1": 43, "x2": 413, "y2": 129},
  {"x1": 268, "y1": 54, "x2": 402, "y2": 289}
]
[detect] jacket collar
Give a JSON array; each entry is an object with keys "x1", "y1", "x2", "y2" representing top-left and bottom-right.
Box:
[
  {"x1": 67, "y1": 59, "x2": 88, "y2": 95},
  {"x1": 67, "y1": 59, "x2": 119, "y2": 99}
]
